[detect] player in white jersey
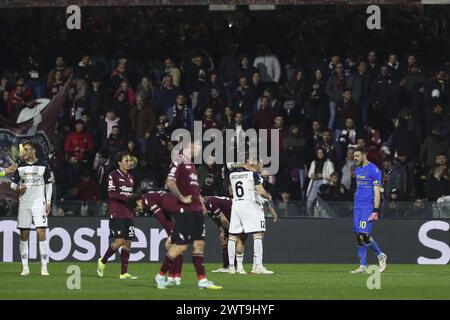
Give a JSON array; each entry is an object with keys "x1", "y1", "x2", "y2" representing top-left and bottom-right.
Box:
[
  {"x1": 227, "y1": 161, "x2": 275, "y2": 275},
  {"x1": 10, "y1": 141, "x2": 53, "y2": 276}
]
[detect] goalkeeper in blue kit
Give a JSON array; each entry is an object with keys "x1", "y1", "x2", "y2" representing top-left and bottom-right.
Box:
[{"x1": 351, "y1": 147, "x2": 387, "y2": 273}]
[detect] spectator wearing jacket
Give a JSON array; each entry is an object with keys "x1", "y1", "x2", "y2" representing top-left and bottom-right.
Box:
[
  {"x1": 382, "y1": 157, "x2": 408, "y2": 200},
  {"x1": 334, "y1": 90, "x2": 359, "y2": 137},
  {"x1": 197, "y1": 72, "x2": 227, "y2": 117},
  {"x1": 305, "y1": 69, "x2": 328, "y2": 127},
  {"x1": 237, "y1": 54, "x2": 258, "y2": 85},
  {"x1": 129, "y1": 95, "x2": 156, "y2": 155},
  {"x1": 306, "y1": 147, "x2": 335, "y2": 216},
  {"x1": 347, "y1": 61, "x2": 371, "y2": 125},
  {"x1": 326, "y1": 62, "x2": 346, "y2": 131},
  {"x1": 163, "y1": 57, "x2": 181, "y2": 87},
  {"x1": 253, "y1": 44, "x2": 281, "y2": 86},
  {"x1": 47, "y1": 56, "x2": 73, "y2": 88},
  {"x1": 64, "y1": 120, "x2": 94, "y2": 163},
  {"x1": 167, "y1": 94, "x2": 194, "y2": 131},
  {"x1": 425, "y1": 165, "x2": 450, "y2": 201},
  {"x1": 185, "y1": 52, "x2": 208, "y2": 110},
  {"x1": 84, "y1": 78, "x2": 109, "y2": 123}
]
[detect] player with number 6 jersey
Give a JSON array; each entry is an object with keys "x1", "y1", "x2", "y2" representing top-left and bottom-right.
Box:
[{"x1": 227, "y1": 162, "x2": 274, "y2": 275}]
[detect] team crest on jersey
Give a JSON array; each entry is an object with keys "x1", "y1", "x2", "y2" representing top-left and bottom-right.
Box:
[{"x1": 189, "y1": 173, "x2": 198, "y2": 181}]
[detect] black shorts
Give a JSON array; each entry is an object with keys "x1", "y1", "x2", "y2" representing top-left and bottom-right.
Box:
[
  {"x1": 171, "y1": 212, "x2": 205, "y2": 244},
  {"x1": 109, "y1": 218, "x2": 135, "y2": 240}
]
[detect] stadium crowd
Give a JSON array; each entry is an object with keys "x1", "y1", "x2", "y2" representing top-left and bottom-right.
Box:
[{"x1": 0, "y1": 6, "x2": 449, "y2": 216}]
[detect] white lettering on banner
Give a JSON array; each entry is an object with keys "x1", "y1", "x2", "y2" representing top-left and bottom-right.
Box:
[
  {"x1": 130, "y1": 228, "x2": 146, "y2": 262},
  {"x1": 97, "y1": 220, "x2": 112, "y2": 261},
  {"x1": 48, "y1": 227, "x2": 72, "y2": 261},
  {"x1": 0, "y1": 221, "x2": 19, "y2": 262},
  {"x1": 150, "y1": 228, "x2": 168, "y2": 262},
  {"x1": 0, "y1": 220, "x2": 170, "y2": 262},
  {"x1": 418, "y1": 221, "x2": 450, "y2": 265},
  {"x1": 73, "y1": 228, "x2": 96, "y2": 261}
]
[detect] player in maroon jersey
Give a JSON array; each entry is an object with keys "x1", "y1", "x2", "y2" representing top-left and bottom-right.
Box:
[
  {"x1": 153, "y1": 139, "x2": 222, "y2": 290},
  {"x1": 203, "y1": 195, "x2": 237, "y2": 273},
  {"x1": 128, "y1": 190, "x2": 185, "y2": 286},
  {"x1": 97, "y1": 151, "x2": 137, "y2": 280}
]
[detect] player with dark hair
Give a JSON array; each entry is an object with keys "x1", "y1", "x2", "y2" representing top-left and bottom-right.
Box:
[
  {"x1": 154, "y1": 139, "x2": 222, "y2": 289},
  {"x1": 203, "y1": 195, "x2": 234, "y2": 273},
  {"x1": 10, "y1": 141, "x2": 52, "y2": 276},
  {"x1": 127, "y1": 190, "x2": 184, "y2": 286},
  {"x1": 351, "y1": 147, "x2": 387, "y2": 273},
  {"x1": 97, "y1": 151, "x2": 137, "y2": 280}
]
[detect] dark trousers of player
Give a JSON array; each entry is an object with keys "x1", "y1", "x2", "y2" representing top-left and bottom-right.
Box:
[
  {"x1": 159, "y1": 212, "x2": 206, "y2": 280},
  {"x1": 101, "y1": 218, "x2": 135, "y2": 275}
]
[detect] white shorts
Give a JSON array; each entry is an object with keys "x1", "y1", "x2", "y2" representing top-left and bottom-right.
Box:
[
  {"x1": 229, "y1": 201, "x2": 266, "y2": 234},
  {"x1": 17, "y1": 206, "x2": 48, "y2": 229}
]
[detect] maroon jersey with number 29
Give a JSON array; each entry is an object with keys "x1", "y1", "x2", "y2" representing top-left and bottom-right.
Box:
[{"x1": 167, "y1": 154, "x2": 203, "y2": 213}]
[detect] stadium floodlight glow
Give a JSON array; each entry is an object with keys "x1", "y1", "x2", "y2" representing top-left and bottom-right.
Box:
[
  {"x1": 248, "y1": 4, "x2": 276, "y2": 11},
  {"x1": 209, "y1": 4, "x2": 236, "y2": 11}
]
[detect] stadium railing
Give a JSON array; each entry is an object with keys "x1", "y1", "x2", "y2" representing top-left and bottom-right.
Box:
[{"x1": 2, "y1": 199, "x2": 450, "y2": 219}]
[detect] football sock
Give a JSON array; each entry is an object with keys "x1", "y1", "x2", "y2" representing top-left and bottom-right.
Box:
[
  {"x1": 222, "y1": 244, "x2": 229, "y2": 268},
  {"x1": 367, "y1": 238, "x2": 382, "y2": 256},
  {"x1": 192, "y1": 254, "x2": 206, "y2": 280},
  {"x1": 254, "y1": 237, "x2": 263, "y2": 267},
  {"x1": 358, "y1": 245, "x2": 367, "y2": 266},
  {"x1": 120, "y1": 248, "x2": 130, "y2": 275},
  {"x1": 252, "y1": 254, "x2": 257, "y2": 270},
  {"x1": 236, "y1": 253, "x2": 244, "y2": 270},
  {"x1": 176, "y1": 254, "x2": 183, "y2": 277},
  {"x1": 159, "y1": 254, "x2": 175, "y2": 276},
  {"x1": 39, "y1": 240, "x2": 49, "y2": 268},
  {"x1": 169, "y1": 254, "x2": 183, "y2": 277},
  {"x1": 20, "y1": 240, "x2": 29, "y2": 268},
  {"x1": 227, "y1": 238, "x2": 236, "y2": 268},
  {"x1": 101, "y1": 245, "x2": 117, "y2": 264}
]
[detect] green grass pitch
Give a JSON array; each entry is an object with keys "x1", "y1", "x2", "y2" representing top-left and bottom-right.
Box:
[{"x1": 1, "y1": 263, "x2": 449, "y2": 300}]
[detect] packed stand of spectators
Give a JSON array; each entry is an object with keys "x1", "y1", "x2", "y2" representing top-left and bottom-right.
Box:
[{"x1": 0, "y1": 6, "x2": 449, "y2": 215}]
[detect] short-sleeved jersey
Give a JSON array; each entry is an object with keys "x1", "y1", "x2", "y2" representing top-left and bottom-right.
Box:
[
  {"x1": 205, "y1": 196, "x2": 232, "y2": 220},
  {"x1": 11, "y1": 159, "x2": 52, "y2": 208},
  {"x1": 229, "y1": 170, "x2": 262, "y2": 204},
  {"x1": 143, "y1": 191, "x2": 165, "y2": 215},
  {"x1": 354, "y1": 161, "x2": 382, "y2": 206},
  {"x1": 107, "y1": 169, "x2": 134, "y2": 219},
  {"x1": 167, "y1": 155, "x2": 202, "y2": 212},
  {"x1": 143, "y1": 191, "x2": 183, "y2": 214}
]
